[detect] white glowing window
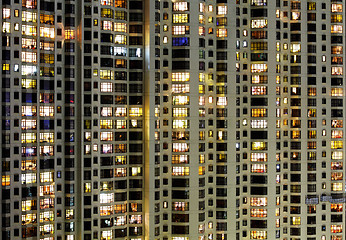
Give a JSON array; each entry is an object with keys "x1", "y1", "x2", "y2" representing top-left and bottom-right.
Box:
[
  {"x1": 22, "y1": 213, "x2": 37, "y2": 224},
  {"x1": 22, "y1": 106, "x2": 37, "y2": 116},
  {"x1": 40, "y1": 27, "x2": 55, "y2": 38},
  {"x1": 22, "y1": 173, "x2": 37, "y2": 184},
  {"x1": 100, "y1": 132, "x2": 113, "y2": 141},
  {"x1": 290, "y1": 43, "x2": 301, "y2": 53},
  {"x1": 250, "y1": 197, "x2": 267, "y2": 206},
  {"x1": 216, "y1": 97, "x2": 227, "y2": 106},
  {"x1": 173, "y1": 96, "x2": 189, "y2": 105},
  {"x1": 199, "y1": 26, "x2": 205, "y2": 36},
  {"x1": 332, "y1": 183, "x2": 343, "y2": 192},
  {"x1": 39, "y1": 106, "x2": 54, "y2": 117},
  {"x1": 217, "y1": 6, "x2": 227, "y2": 15},
  {"x1": 22, "y1": 38, "x2": 37, "y2": 49},
  {"x1": 332, "y1": 67, "x2": 343, "y2": 75},
  {"x1": 101, "y1": 230, "x2": 112, "y2": 240},
  {"x1": 21, "y1": 119, "x2": 37, "y2": 130},
  {"x1": 100, "y1": 193, "x2": 114, "y2": 203},
  {"x1": 40, "y1": 211, "x2": 54, "y2": 222},
  {"x1": 115, "y1": 120, "x2": 126, "y2": 129},
  {"x1": 40, "y1": 146, "x2": 54, "y2": 156},
  {"x1": 172, "y1": 84, "x2": 190, "y2": 93},
  {"x1": 332, "y1": 25, "x2": 343, "y2": 33},
  {"x1": 114, "y1": 22, "x2": 127, "y2": 32},
  {"x1": 39, "y1": 133, "x2": 54, "y2": 143},
  {"x1": 40, "y1": 172, "x2": 54, "y2": 183},
  {"x1": 114, "y1": 216, "x2": 126, "y2": 226},
  {"x1": 173, "y1": 14, "x2": 189, "y2": 23},
  {"x1": 173, "y1": 2, "x2": 189, "y2": 11},
  {"x1": 172, "y1": 72, "x2": 190, "y2": 82},
  {"x1": 101, "y1": 20, "x2": 113, "y2": 30},
  {"x1": 101, "y1": 144, "x2": 112, "y2": 154},
  {"x1": 251, "y1": 164, "x2": 267, "y2": 173},
  {"x1": 22, "y1": 11, "x2": 37, "y2": 22},
  {"x1": 173, "y1": 143, "x2": 189, "y2": 152},
  {"x1": 101, "y1": 107, "x2": 113, "y2": 116},
  {"x1": 172, "y1": 25, "x2": 190, "y2": 35},
  {"x1": 332, "y1": 4, "x2": 343, "y2": 12},
  {"x1": 129, "y1": 215, "x2": 142, "y2": 224},
  {"x1": 332, "y1": 151, "x2": 343, "y2": 160},
  {"x1": 100, "y1": 120, "x2": 113, "y2": 129},
  {"x1": 172, "y1": 155, "x2": 189, "y2": 164},
  {"x1": 332, "y1": 130, "x2": 343, "y2": 139},
  {"x1": 172, "y1": 166, "x2": 190, "y2": 176},
  {"x1": 2, "y1": 8, "x2": 11, "y2": 19},
  {"x1": 331, "y1": 88, "x2": 344, "y2": 96},
  {"x1": 2, "y1": 22, "x2": 10, "y2": 33},
  {"x1": 251, "y1": 19, "x2": 267, "y2": 28},
  {"x1": 251, "y1": 0, "x2": 267, "y2": 6},
  {"x1": 130, "y1": 167, "x2": 142, "y2": 176},
  {"x1": 114, "y1": 107, "x2": 127, "y2": 117},
  {"x1": 114, "y1": 34, "x2": 126, "y2": 44},
  {"x1": 251, "y1": 86, "x2": 267, "y2": 95},
  {"x1": 251, "y1": 153, "x2": 267, "y2": 162},
  {"x1": 100, "y1": 82, "x2": 113, "y2": 92},
  {"x1": 22, "y1": 25, "x2": 37, "y2": 36},
  {"x1": 173, "y1": 120, "x2": 189, "y2": 129},
  {"x1": 115, "y1": 167, "x2": 127, "y2": 177},
  {"x1": 251, "y1": 64, "x2": 268, "y2": 73}
]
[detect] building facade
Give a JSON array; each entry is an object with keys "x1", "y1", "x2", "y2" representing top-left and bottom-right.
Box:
[{"x1": 0, "y1": 0, "x2": 345, "y2": 239}]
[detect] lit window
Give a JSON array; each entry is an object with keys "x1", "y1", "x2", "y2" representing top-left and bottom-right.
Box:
[
  {"x1": 100, "y1": 193, "x2": 114, "y2": 203},
  {"x1": 101, "y1": 107, "x2": 113, "y2": 116},
  {"x1": 172, "y1": 155, "x2": 189, "y2": 164},
  {"x1": 173, "y1": 2, "x2": 189, "y2": 11},
  {"x1": 39, "y1": 106, "x2": 54, "y2": 117},
  {"x1": 332, "y1": 130, "x2": 343, "y2": 139},
  {"x1": 2, "y1": 22, "x2": 10, "y2": 33},
  {"x1": 65, "y1": 29, "x2": 75, "y2": 39},
  {"x1": 331, "y1": 172, "x2": 343, "y2": 181},
  {"x1": 172, "y1": 143, "x2": 189, "y2": 152},
  {"x1": 290, "y1": 43, "x2": 301, "y2": 53},
  {"x1": 251, "y1": 164, "x2": 267, "y2": 173},
  {"x1": 331, "y1": 141, "x2": 343, "y2": 149},
  {"x1": 101, "y1": 230, "x2": 112, "y2": 240},
  {"x1": 332, "y1": 151, "x2": 343, "y2": 160},
  {"x1": 331, "y1": 183, "x2": 343, "y2": 192},
  {"x1": 22, "y1": 173, "x2": 37, "y2": 184},
  {"x1": 199, "y1": 26, "x2": 205, "y2": 36},
  {"x1": 332, "y1": 4, "x2": 343, "y2": 12},
  {"x1": 100, "y1": 120, "x2": 113, "y2": 129},
  {"x1": 114, "y1": 107, "x2": 127, "y2": 117},
  {"x1": 173, "y1": 14, "x2": 189, "y2": 23},
  {"x1": 22, "y1": 133, "x2": 37, "y2": 143},
  {"x1": 332, "y1": 67, "x2": 343, "y2": 76},
  {"x1": 251, "y1": 64, "x2": 268, "y2": 73},
  {"x1": 251, "y1": 19, "x2": 267, "y2": 29},
  {"x1": 331, "y1": 88, "x2": 344, "y2": 96},
  {"x1": 172, "y1": 166, "x2": 190, "y2": 176},
  {"x1": 101, "y1": 20, "x2": 113, "y2": 30},
  {"x1": 39, "y1": 132, "x2": 54, "y2": 143},
  {"x1": 251, "y1": 108, "x2": 267, "y2": 117},
  {"x1": 114, "y1": 34, "x2": 126, "y2": 44},
  {"x1": 40, "y1": 27, "x2": 55, "y2": 38},
  {"x1": 115, "y1": 167, "x2": 127, "y2": 177},
  {"x1": 114, "y1": 23, "x2": 127, "y2": 32},
  {"x1": 100, "y1": 206, "x2": 113, "y2": 216},
  {"x1": 172, "y1": 120, "x2": 189, "y2": 129},
  {"x1": 251, "y1": 153, "x2": 267, "y2": 162},
  {"x1": 173, "y1": 108, "x2": 189, "y2": 117},
  {"x1": 250, "y1": 197, "x2": 267, "y2": 206},
  {"x1": 129, "y1": 107, "x2": 143, "y2": 117},
  {"x1": 115, "y1": 120, "x2": 126, "y2": 129},
  {"x1": 216, "y1": 97, "x2": 227, "y2": 106},
  {"x1": 173, "y1": 96, "x2": 189, "y2": 105},
  {"x1": 251, "y1": 141, "x2": 267, "y2": 150},
  {"x1": 291, "y1": 216, "x2": 301, "y2": 225},
  {"x1": 21, "y1": 119, "x2": 37, "y2": 130},
  {"x1": 22, "y1": 11, "x2": 37, "y2": 22},
  {"x1": 2, "y1": 175, "x2": 10, "y2": 186},
  {"x1": 331, "y1": 25, "x2": 343, "y2": 33},
  {"x1": 251, "y1": 0, "x2": 267, "y2": 6},
  {"x1": 100, "y1": 82, "x2": 113, "y2": 92},
  {"x1": 172, "y1": 25, "x2": 190, "y2": 35},
  {"x1": 217, "y1": 6, "x2": 227, "y2": 15},
  {"x1": 100, "y1": 132, "x2": 113, "y2": 141},
  {"x1": 252, "y1": 86, "x2": 267, "y2": 95}
]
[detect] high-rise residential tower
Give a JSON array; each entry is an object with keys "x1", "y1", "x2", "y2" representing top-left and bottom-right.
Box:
[{"x1": 1, "y1": 0, "x2": 345, "y2": 239}]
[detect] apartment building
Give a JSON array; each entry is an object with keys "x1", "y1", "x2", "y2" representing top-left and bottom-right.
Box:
[{"x1": 0, "y1": 0, "x2": 345, "y2": 239}]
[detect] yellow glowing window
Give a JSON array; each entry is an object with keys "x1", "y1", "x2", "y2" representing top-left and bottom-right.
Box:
[
  {"x1": 172, "y1": 72, "x2": 190, "y2": 82},
  {"x1": 216, "y1": 28, "x2": 227, "y2": 37},
  {"x1": 173, "y1": 108, "x2": 189, "y2": 117},
  {"x1": 22, "y1": 200, "x2": 36, "y2": 211},
  {"x1": 22, "y1": 173, "x2": 37, "y2": 184},
  {"x1": 22, "y1": 38, "x2": 37, "y2": 49},
  {"x1": 172, "y1": 166, "x2": 190, "y2": 176},
  {"x1": 173, "y1": 96, "x2": 189, "y2": 105},
  {"x1": 100, "y1": 206, "x2": 113, "y2": 216},
  {"x1": 100, "y1": 70, "x2": 114, "y2": 80},
  {"x1": 22, "y1": 79, "x2": 36, "y2": 89},
  {"x1": 332, "y1": 4, "x2": 343, "y2": 12},
  {"x1": 250, "y1": 231, "x2": 267, "y2": 239},
  {"x1": 129, "y1": 107, "x2": 143, "y2": 117},
  {"x1": 130, "y1": 167, "x2": 142, "y2": 176},
  {"x1": 172, "y1": 25, "x2": 190, "y2": 35},
  {"x1": 251, "y1": 141, "x2": 267, "y2": 150},
  {"x1": 331, "y1": 88, "x2": 344, "y2": 96},
  {"x1": 251, "y1": 153, "x2": 268, "y2": 162},
  {"x1": 173, "y1": 119, "x2": 189, "y2": 129},
  {"x1": 251, "y1": 108, "x2": 267, "y2": 117},
  {"x1": 39, "y1": 211, "x2": 54, "y2": 222},
  {"x1": 331, "y1": 204, "x2": 343, "y2": 212},
  {"x1": 65, "y1": 29, "x2": 75, "y2": 39},
  {"x1": 2, "y1": 175, "x2": 10, "y2": 186},
  {"x1": 199, "y1": 14, "x2": 205, "y2": 24},
  {"x1": 22, "y1": 213, "x2": 37, "y2": 225},
  {"x1": 332, "y1": 151, "x2": 343, "y2": 160},
  {"x1": 39, "y1": 132, "x2": 54, "y2": 143},
  {"x1": 307, "y1": 130, "x2": 316, "y2": 139},
  {"x1": 332, "y1": 172, "x2": 343, "y2": 181},
  {"x1": 22, "y1": 133, "x2": 37, "y2": 143},
  {"x1": 115, "y1": 120, "x2": 126, "y2": 129},
  {"x1": 331, "y1": 14, "x2": 343, "y2": 23},
  {"x1": 307, "y1": 109, "x2": 316, "y2": 117},
  {"x1": 199, "y1": 166, "x2": 205, "y2": 175},
  {"x1": 172, "y1": 155, "x2": 189, "y2": 164},
  {"x1": 252, "y1": 75, "x2": 268, "y2": 84},
  {"x1": 173, "y1": 14, "x2": 189, "y2": 23},
  {"x1": 332, "y1": 183, "x2": 343, "y2": 192},
  {"x1": 331, "y1": 141, "x2": 343, "y2": 149},
  {"x1": 100, "y1": 120, "x2": 113, "y2": 129},
  {"x1": 251, "y1": 209, "x2": 267, "y2": 217},
  {"x1": 101, "y1": 230, "x2": 112, "y2": 240},
  {"x1": 114, "y1": 23, "x2": 127, "y2": 32},
  {"x1": 331, "y1": 224, "x2": 343, "y2": 233},
  {"x1": 291, "y1": 216, "x2": 301, "y2": 225},
  {"x1": 251, "y1": 19, "x2": 267, "y2": 29}
]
